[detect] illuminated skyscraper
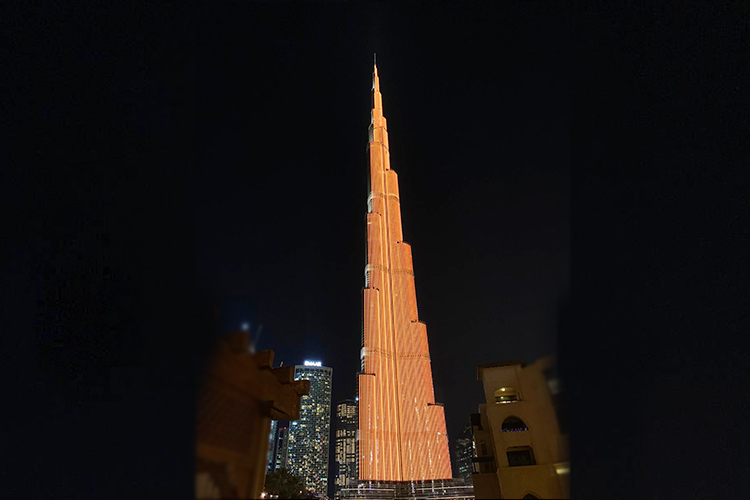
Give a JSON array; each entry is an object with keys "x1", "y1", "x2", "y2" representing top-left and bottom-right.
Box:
[
  {"x1": 357, "y1": 58, "x2": 453, "y2": 482},
  {"x1": 334, "y1": 399, "x2": 359, "y2": 497},
  {"x1": 287, "y1": 361, "x2": 333, "y2": 495}
]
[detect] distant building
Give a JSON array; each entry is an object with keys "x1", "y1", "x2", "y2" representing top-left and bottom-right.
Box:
[
  {"x1": 265, "y1": 421, "x2": 290, "y2": 473},
  {"x1": 454, "y1": 425, "x2": 474, "y2": 486},
  {"x1": 334, "y1": 399, "x2": 358, "y2": 498},
  {"x1": 470, "y1": 356, "x2": 569, "y2": 499},
  {"x1": 287, "y1": 361, "x2": 333, "y2": 496},
  {"x1": 267, "y1": 420, "x2": 278, "y2": 473},
  {"x1": 274, "y1": 425, "x2": 289, "y2": 471}
]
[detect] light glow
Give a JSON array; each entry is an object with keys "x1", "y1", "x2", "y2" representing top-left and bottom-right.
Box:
[
  {"x1": 554, "y1": 462, "x2": 570, "y2": 475},
  {"x1": 304, "y1": 360, "x2": 322, "y2": 367}
]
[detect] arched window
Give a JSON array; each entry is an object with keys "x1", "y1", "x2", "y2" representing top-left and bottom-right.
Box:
[
  {"x1": 501, "y1": 416, "x2": 528, "y2": 432},
  {"x1": 494, "y1": 387, "x2": 519, "y2": 404}
]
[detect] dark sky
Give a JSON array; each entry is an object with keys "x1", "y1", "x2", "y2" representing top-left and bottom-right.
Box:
[{"x1": 194, "y1": 2, "x2": 568, "y2": 471}]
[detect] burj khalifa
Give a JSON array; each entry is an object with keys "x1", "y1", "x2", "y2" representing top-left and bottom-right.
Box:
[{"x1": 357, "y1": 58, "x2": 453, "y2": 483}]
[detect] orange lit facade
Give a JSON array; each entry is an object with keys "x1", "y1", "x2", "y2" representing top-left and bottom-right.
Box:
[{"x1": 358, "y1": 62, "x2": 452, "y2": 482}]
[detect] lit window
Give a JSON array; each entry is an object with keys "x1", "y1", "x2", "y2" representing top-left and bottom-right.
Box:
[{"x1": 494, "y1": 387, "x2": 519, "y2": 404}]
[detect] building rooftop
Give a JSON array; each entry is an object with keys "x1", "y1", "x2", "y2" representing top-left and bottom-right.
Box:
[
  {"x1": 476, "y1": 356, "x2": 557, "y2": 381},
  {"x1": 476, "y1": 360, "x2": 526, "y2": 381}
]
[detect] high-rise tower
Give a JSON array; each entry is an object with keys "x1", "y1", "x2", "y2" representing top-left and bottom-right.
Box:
[
  {"x1": 287, "y1": 361, "x2": 333, "y2": 495},
  {"x1": 357, "y1": 58, "x2": 453, "y2": 482}
]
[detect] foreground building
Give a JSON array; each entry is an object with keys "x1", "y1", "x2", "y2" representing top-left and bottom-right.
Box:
[
  {"x1": 287, "y1": 361, "x2": 333, "y2": 496},
  {"x1": 470, "y1": 357, "x2": 569, "y2": 499},
  {"x1": 342, "y1": 58, "x2": 472, "y2": 500},
  {"x1": 195, "y1": 331, "x2": 309, "y2": 499},
  {"x1": 335, "y1": 399, "x2": 359, "y2": 498}
]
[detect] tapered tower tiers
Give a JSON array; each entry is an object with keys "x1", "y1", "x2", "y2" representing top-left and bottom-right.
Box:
[{"x1": 357, "y1": 59, "x2": 453, "y2": 482}]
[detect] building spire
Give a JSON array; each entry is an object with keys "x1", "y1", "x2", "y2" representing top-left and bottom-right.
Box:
[{"x1": 372, "y1": 55, "x2": 381, "y2": 106}]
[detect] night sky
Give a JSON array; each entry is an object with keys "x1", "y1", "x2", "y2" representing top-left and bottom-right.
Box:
[
  {"x1": 195, "y1": 2, "x2": 568, "y2": 472},
  {"x1": 8, "y1": 3, "x2": 749, "y2": 499}
]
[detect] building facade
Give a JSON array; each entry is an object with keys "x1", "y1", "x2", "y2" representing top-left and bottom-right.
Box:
[
  {"x1": 470, "y1": 357, "x2": 569, "y2": 499},
  {"x1": 287, "y1": 361, "x2": 333, "y2": 495},
  {"x1": 335, "y1": 399, "x2": 359, "y2": 498},
  {"x1": 357, "y1": 58, "x2": 452, "y2": 484}
]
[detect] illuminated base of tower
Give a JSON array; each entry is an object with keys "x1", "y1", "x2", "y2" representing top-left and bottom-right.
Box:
[{"x1": 338, "y1": 479, "x2": 474, "y2": 500}]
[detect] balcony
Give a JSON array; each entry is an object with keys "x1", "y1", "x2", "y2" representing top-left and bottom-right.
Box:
[{"x1": 471, "y1": 455, "x2": 496, "y2": 474}]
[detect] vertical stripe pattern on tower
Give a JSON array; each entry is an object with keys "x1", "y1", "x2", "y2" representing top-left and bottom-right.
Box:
[{"x1": 358, "y1": 62, "x2": 452, "y2": 482}]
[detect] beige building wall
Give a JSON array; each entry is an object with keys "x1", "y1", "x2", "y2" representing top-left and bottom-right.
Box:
[
  {"x1": 472, "y1": 357, "x2": 569, "y2": 499},
  {"x1": 470, "y1": 404, "x2": 502, "y2": 499}
]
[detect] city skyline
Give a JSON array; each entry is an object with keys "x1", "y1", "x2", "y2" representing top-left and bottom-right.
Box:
[
  {"x1": 17, "y1": 2, "x2": 743, "y2": 498},
  {"x1": 196, "y1": 5, "x2": 569, "y2": 458}
]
